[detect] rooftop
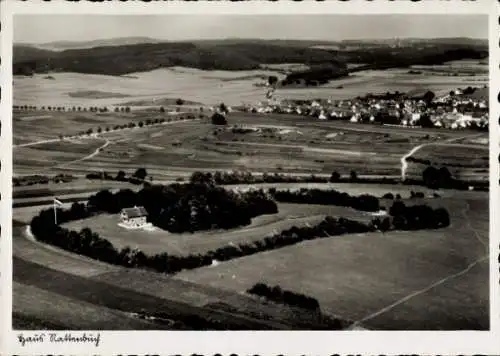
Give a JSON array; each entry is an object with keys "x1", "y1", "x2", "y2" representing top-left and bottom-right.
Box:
[{"x1": 121, "y1": 206, "x2": 148, "y2": 218}]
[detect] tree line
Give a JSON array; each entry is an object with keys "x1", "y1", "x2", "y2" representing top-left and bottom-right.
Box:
[
  {"x1": 248, "y1": 283, "x2": 321, "y2": 311},
  {"x1": 189, "y1": 170, "x2": 395, "y2": 186},
  {"x1": 270, "y1": 188, "x2": 381, "y2": 212},
  {"x1": 40, "y1": 183, "x2": 278, "y2": 233},
  {"x1": 30, "y1": 197, "x2": 450, "y2": 276},
  {"x1": 30, "y1": 212, "x2": 374, "y2": 275},
  {"x1": 13, "y1": 105, "x2": 131, "y2": 113},
  {"x1": 86, "y1": 168, "x2": 150, "y2": 185},
  {"x1": 30, "y1": 188, "x2": 451, "y2": 277},
  {"x1": 387, "y1": 200, "x2": 450, "y2": 230},
  {"x1": 13, "y1": 174, "x2": 75, "y2": 187},
  {"x1": 68, "y1": 115, "x2": 196, "y2": 140}
]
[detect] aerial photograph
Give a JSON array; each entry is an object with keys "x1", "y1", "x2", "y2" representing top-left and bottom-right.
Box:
[{"x1": 12, "y1": 14, "x2": 489, "y2": 330}]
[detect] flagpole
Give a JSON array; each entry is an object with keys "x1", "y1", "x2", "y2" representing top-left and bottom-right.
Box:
[{"x1": 53, "y1": 200, "x2": 57, "y2": 225}]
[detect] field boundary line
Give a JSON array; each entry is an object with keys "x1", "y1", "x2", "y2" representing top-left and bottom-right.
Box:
[
  {"x1": 351, "y1": 254, "x2": 488, "y2": 328},
  {"x1": 462, "y1": 200, "x2": 488, "y2": 251},
  {"x1": 53, "y1": 138, "x2": 111, "y2": 170}
]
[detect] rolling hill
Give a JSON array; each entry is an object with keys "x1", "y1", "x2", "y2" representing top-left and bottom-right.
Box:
[{"x1": 13, "y1": 38, "x2": 488, "y2": 77}]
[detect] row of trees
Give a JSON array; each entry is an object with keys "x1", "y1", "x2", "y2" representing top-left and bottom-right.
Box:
[
  {"x1": 13, "y1": 174, "x2": 75, "y2": 187},
  {"x1": 13, "y1": 105, "x2": 132, "y2": 113},
  {"x1": 30, "y1": 197, "x2": 451, "y2": 276},
  {"x1": 270, "y1": 188, "x2": 381, "y2": 212},
  {"x1": 86, "y1": 168, "x2": 149, "y2": 185},
  {"x1": 247, "y1": 283, "x2": 321, "y2": 311},
  {"x1": 388, "y1": 200, "x2": 450, "y2": 230},
  {"x1": 188, "y1": 170, "x2": 382, "y2": 186},
  {"x1": 67, "y1": 114, "x2": 198, "y2": 140},
  {"x1": 30, "y1": 209, "x2": 375, "y2": 275}
]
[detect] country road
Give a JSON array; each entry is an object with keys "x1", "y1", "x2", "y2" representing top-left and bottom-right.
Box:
[
  {"x1": 54, "y1": 138, "x2": 111, "y2": 169},
  {"x1": 400, "y1": 133, "x2": 487, "y2": 180}
]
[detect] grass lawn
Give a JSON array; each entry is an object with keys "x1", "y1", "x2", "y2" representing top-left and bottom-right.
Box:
[
  {"x1": 176, "y1": 196, "x2": 489, "y2": 330},
  {"x1": 63, "y1": 203, "x2": 373, "y2": 256}
]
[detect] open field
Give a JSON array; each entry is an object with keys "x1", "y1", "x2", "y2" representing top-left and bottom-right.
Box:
[
  {"x1": 13, "y1": 223, "x2": 344, "y2": 330},
  {"x1": 13, "y1": 179, "x2": 137, "y2": 199},
  {"x1": 404, "y1": 141, "x2": 489, "y2": 181},
  {"x1": 13, "y1": 281, "x2": 157, "y2": 330},
  {"x1": 177, "y1": 195, "x2": 489, "y2": 330},
  {"x1": 14, "y1": 60, "x2": 487, "y2": 107},
  {"x1": 14, "y1": 109, "x2": 489, "y2": 181}
]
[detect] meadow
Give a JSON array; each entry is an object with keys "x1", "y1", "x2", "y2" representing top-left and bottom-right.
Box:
[
  {"x1": 63, "y1": 203, "x2": 374, "y2": 255},
  {"x1": 14, "y1": 109, "x2": 488, "y2": 181},
  {"x1": 13, "y1": 60, "x2": 487, "y2": 108},
  {"x1": 177, "y1": 195, "x2": 489, "y2": 330}
]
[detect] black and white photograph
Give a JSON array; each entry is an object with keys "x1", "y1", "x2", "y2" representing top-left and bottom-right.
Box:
[{"x1": 3, "y1": 5, "x2": 498, "y2": 353}]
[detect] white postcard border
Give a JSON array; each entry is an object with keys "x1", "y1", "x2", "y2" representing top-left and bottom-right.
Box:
[{"x1": 1, "y1": 0, "x2": 499, "y2": 354}]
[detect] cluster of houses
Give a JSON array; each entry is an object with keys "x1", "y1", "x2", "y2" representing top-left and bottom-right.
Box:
[{"x1": 242, "y1": 86, "x2": 489, "y2": 130}]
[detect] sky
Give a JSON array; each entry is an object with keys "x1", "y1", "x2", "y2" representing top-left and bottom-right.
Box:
[{"x1": 14, "y1": 14, "x2": 487, "y2": 44}]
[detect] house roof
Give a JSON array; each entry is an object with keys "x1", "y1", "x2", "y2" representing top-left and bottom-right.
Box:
[{"x1": 121, "y1": 206, "x2": 148, "y2": 218}]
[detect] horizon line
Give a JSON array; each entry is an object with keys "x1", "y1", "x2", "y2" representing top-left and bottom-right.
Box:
[{"x1": 15, "y1": 35, "x2": 488, "y2": 46}]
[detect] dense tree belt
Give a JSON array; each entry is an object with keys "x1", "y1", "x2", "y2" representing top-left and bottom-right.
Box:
[
  {"x1": 49, "y1": 183, "x2": 278, "y2": 233},
  {"x1": 14, "y1": 40, "x2": 486, "y2": 76},
  {"x1": 30, "y1": 180, "x2": 450, "y2": 275},
  {"x1": 270, "y1": 188, "x2": 381, "y2": 212}
]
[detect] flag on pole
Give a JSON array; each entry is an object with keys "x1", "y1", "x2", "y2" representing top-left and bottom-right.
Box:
[
  {"x1": 53, "y1": 198, "x2": 64, "y2": 207},
  {"x1": 53, "y1": 198, "x2": 63, "y2": 225}
]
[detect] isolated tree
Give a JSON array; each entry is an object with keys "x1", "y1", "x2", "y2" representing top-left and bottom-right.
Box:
[
  {"x1": 116, "y1": 170, "x2": 126, "y2": 181},
  {"x1": 329, "y1": 171, "x2": 341, "y2": 183},
  {"x1": 133, "y1": 168, "x2": 147, "y2": 181},
  {"x1": 219, "y1": 102, "x2": 228, "y2": 114},
  {"x1": 159, "y1": 106, "x2": 165, "y2": 113},
  {"x1": 97, "y1": 127, "x2": 103, "y2": 134},
  {"x1": 380, "y1": 217, "x2": 391, "y2": 232},
  {"x1": 176, "y1": 98, "x2": 185, "y2": 106},
  {"x1": 437, "y1": 166, "x2": 453, "y2": 188},
  {"x1": 211, "y1": 112, "x2": 228, "y2": 125},
  {"x1": 434, "y1": 207, "x2": 450, "y2": 228},
  {"x1": 125, "y1": 107, "x2": 131, "y2": 113},
  {"x1": 268, "y1": 75, "x2": 278, "y2": 86},
  {"x1": 423, "y1": 90, "x2": 435, "y2": 103},
  {"x1": 138, "y1": 121, "x2": 144, "y2": 128},
  {"x1": 418, "y1": 114, "x2": 434, "y2": 128},
  {"x1": 389, "y1": 200, "x2": 406, "y2": 217},
  {"x1": 349, "y1": 170, "x2": 358, "y2": 182}
]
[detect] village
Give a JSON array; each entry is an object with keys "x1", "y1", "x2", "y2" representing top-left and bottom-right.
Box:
[{"x1": 243, "y1": 85, "x2": 489, "y2": 130}]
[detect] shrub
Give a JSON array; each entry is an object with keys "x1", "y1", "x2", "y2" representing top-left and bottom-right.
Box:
[
  {"x1": 247, "y1": 283, "x2": 320, "y2": 311},
  {"x1": 211, "y1": 112, "x2": 227, "y2": 125}
]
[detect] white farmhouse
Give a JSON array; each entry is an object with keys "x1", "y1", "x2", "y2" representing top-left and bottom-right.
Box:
[{"x1": 120, "y1": 206, "x2": 149, "y2": 228}]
